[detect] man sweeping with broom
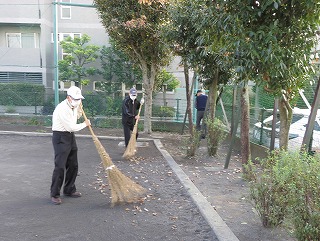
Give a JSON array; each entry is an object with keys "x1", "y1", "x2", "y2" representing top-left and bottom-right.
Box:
[
  {"x1": 121, "y1": 87, "x2": 144, "y2": 148},
  {"x1": 50, "y1": 86, "x2": 91, "y2": 205}
]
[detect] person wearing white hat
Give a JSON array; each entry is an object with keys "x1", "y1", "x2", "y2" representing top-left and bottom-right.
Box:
[{"x1": 50, "y1": 86, "x2": 91, "y2": 205}]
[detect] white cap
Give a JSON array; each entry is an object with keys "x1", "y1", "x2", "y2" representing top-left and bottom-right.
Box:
[{"x1": 67, "y1": 86, "x2": 84, "y2": 100}]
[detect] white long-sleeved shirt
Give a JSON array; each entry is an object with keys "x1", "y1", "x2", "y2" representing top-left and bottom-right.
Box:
[{"x1": 52, "y1": 99, "x2": 86, "y2": 132}]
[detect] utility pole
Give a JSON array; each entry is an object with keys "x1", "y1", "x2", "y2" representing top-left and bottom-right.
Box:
[
  {"x1": 52, "y1": 1, "x2": 95, "y2": 106},
  {"x1": 53, "y1": 0, "x2": 59, "y2": 106},
  {"x1": 301, "y1": 77, "x2": 320, "y2": 151}
]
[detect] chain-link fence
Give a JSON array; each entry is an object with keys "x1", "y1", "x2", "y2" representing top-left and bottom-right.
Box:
[
  {"x1": 1, "y1": 83, "x2": 319, "y2": 151},
  {"x1": 215, "y1": 84, "x2": 320, "y2": 151}
]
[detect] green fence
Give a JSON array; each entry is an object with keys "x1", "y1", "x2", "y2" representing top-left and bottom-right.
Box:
[{"x1": 0, "y1": 82, "x2": 319, "y2": 151}]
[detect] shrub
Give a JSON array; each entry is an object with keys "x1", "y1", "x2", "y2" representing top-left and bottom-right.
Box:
[
  {"x1": 278, "y1": 151, "x2": 320, "y2": 240},
  {"x1": 247, "y1": 150, "x2": 320, "y2": 238},
  {"x1": 41, "y1": 98, "x2": 55, "y2": 115},
  {"x1": 82, "y1": 94, "x2": 107, "y2": 117},
  {"x1": 152, "y1": 105, "x2": 175, "y2": 118},
  {"x1": 246, "y1": 158, "x2": 287, "y2": 228},
  {"x1": 0, "y1": 83, "x2": 45, "y2": 106},
  {"x1": 206, "y1": 118, "x2": 226, "y2": 156},
  {"x1": 5, "y1": 106, "x2": 16, "y2": 113},
  {"x1": 185, "y1": 128, "x2": 201, "y2": 157}
]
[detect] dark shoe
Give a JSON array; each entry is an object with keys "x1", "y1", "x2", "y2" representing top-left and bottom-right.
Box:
[
  {"x1": 64, "y1": 191, "x2": 82, "y2": 198},
  {"x1": 51, "y1": 196, "x2": 62, "y2": 205}
]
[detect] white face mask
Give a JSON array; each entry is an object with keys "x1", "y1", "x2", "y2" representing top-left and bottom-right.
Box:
[
  {"x1": 71, "y1": 99, "x2": 81, "y2": 108},
  {"x1": 130, "y1": 95, "x2": 136, "y2": 101}
]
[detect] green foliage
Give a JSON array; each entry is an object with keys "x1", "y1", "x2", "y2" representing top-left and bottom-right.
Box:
[
  {"x1": 27, "y1": 117, "x2": 41, "y2": 126},
  {"x1": 93, "y1": 117, "x2": 122, "y2": 129},
  {"x1": 152, "y1": 105, "x2": 175, "y2": 118},
  {"x1": 206, "y1": 118, "x2": 227, "y2": 156},
  {"x1": 217, "y1": 0, "x2": 320, "y2": 96},
  {"x1": 165, "y1": 0, "x2": 231, "y2": 86},
  {"x1": 41, "y1": 98, "x2": 55, "y2": 115},
  {"x1": 82, "y1": 93, "x2": 107, "y2": 117},
  {"x1": 275, "y1": 151, "x2": 320, "y2": 240},
  {"x1": 247, "y1": 150, "x2": 320, "y2": 238},
  {"x1": 0, "y1": 83, "x2": 45, "y2": 106},
  {"x1": 154, "y1": 69, "x2": 180, "y2": 92},
  {"x1": 94, "y1": 0, "x2": 173, "y2": 133},
  {"x1": 58, "y1": 34, "x2": 100, "y2": 86},
  {"x1": 105, "y1": 96, "x2": 123, "y2": 116},
  {"x1": 246, "y1": 157, "x2": 287, "y2": 228},
  {"x1": 185, "y1": 128, "x2": 201, "y2": 157},
  {"x1": 99, "y1": 42, "x2": 142, "y2": 93},
  {"x1": 81, "y1": 93, "x2": 123, "y2": 117},
  {"x1": 94, "y1": 0, "x2": 171, "y2": 68},
  {"x1": 5, "y1": 106, "x2": 16, "y2": 113}
]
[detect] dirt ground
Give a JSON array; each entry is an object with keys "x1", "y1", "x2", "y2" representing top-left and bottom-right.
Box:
[{"x1": 0, "y1": 123, "x2": 296, "y2": 241}]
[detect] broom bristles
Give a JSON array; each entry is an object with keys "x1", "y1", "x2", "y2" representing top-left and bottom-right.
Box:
[
  {"x1": 123, "y1": 101, "x2": 143, "y2": 159},
  {"x1": 81, "y1": 106, "x2": 146, "y2": 206},
  {"x1": 122, "y1": 123, "x2": 138, "y2": 159},
  {"x1": 92, "y1": 131, "x2": 146, "y2": 206}
]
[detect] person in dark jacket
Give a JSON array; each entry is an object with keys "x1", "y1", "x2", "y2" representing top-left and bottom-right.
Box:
[
  {"x1": 122, "y1": 88, "x2": 144, "y2": 147},
  {"x1": 195, "y1": 89, "x2": 208, "y2": 132}
]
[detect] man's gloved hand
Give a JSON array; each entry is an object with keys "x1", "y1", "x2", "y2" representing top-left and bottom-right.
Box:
[{"x1": 140, "y1": 98, "x2": 145, "y2": 105}]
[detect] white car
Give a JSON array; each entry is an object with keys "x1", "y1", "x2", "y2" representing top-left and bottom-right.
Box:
[{"x1": 253, "y1": 108, "x2": 320, "y2": 150}]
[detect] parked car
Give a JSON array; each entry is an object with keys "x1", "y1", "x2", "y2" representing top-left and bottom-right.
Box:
[{"x1": 252, "y1": 108, "x2": 320, "y2": 150}]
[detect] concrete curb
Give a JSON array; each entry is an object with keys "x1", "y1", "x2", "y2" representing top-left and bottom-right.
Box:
[
  {"x1": 153, "y1": 139, "x2": 239, "y2": 241},
  {"x1": 0, "y1": 130, "x2": 239, "y2": 241}
]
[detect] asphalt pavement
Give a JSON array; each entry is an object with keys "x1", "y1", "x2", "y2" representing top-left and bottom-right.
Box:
[{"x1": 0, "y1": 130, "x2": 239, "y2": 241}]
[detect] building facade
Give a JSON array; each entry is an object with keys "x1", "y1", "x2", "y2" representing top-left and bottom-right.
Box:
[{"x1": 0, "y1": 0, "x2": 109, "y2": 92}]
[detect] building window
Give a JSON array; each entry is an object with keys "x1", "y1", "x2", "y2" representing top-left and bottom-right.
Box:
[
  {"x1": 60, "y1": 0, "x2": 71, "y2": 19},
  {"x1": 6, "y1": 33, "x2": 38, "y2": 48},
  {"x1": 51, "y1": 32, "x2": 81, "y2": 43},
  {"x1": 58, "y1": 81, "x2": 76, "y2": 91},
  {"x1": 7, "y1": 33, "x2": 20, "y2": 48},
  {"x1": 61, "y1": 33, "x2": 81, "y2": 60}
]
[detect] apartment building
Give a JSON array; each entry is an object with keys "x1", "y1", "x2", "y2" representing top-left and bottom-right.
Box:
[
  {"x1": 0, "y1": 0, "x2": 109, "y2": 93},
  {"x1": 0, "y1": 0, "x2": 192, "y2": 117}
]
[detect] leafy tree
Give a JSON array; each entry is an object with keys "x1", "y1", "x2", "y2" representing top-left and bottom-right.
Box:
[
  {"x1": 217, "y1": 0, "x2": 320, "y2": 151},
  {"x1": 153, "y1": 69, "x2": 180, "y2": 92},
  {"x1": 165, "y1": 0, "x2": 235, "y2": 159},
  {"x1": 58, "y1": 34, "x2": 100, "y2": 86},
  {"x1": 99, "y1": 41, "x2": 142, "y2": 94},
  {"x1": 94, "y1": 0, "x2": 172, "y2": 133},
  {"x1": 163, "y1": 0, "x2": 200, "y2": 135},
  {"x1": 166, "y1": 0, "x2": 232, "y2": 129}
]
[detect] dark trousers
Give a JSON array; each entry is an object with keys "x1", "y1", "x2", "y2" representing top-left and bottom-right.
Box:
[
  {"x1": 51, "y1": 131, "x2": 78, "y2": 198},
  {"x1": 123, "y1": 124, "x2": 138, "y2": 147},
  {"x1": 196, "y1": 110, "x2": 205, "y2": 131}
]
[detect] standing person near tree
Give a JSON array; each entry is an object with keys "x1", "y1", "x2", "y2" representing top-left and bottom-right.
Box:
[
  {"x1": 50, "y1": 86, "x2": 91, "y2": 205},
  {"x1": 195, "y1": 89, "x2": 208, "y2": 133},
  {"x1": 122, "y1": 87, "x2": 144, "y2": 147}
]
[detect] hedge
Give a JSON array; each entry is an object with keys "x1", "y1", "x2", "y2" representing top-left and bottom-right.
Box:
[{"x1": 0, "y1": 83, "x2": 45, "y2": 106}]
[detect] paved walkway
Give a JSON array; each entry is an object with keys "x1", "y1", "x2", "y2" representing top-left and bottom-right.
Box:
[{"x1": 0, "y1": 130, "x2": 238, "y2": 241}]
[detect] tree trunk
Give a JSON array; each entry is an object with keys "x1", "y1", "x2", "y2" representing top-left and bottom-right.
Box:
[
  {"x1": 279, "y1": 97, "x2": 293, "y2": 150},
  {"x1": 183, "y1": 62, "x2": 194, "y2": 135},
  {"x1": 240, "y1": 83, "x2": 251, "y2": 166},
  {"x1": 141, "y1": 62, "x2": 157, "y2": 134},
  {"x1": 208, "y1": 70, "x2": 219, "y2": 119}
]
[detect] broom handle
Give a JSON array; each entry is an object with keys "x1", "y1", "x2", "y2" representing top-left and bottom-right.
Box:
[
  {"x1": 79, "y1": 104, "x2": 95, "y2": 137},
  {"x1": 134, "y1": 94, "x2": 144, "y2": 124}
]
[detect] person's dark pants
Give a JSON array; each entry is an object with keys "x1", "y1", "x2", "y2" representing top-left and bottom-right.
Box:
[
  {"x1": 51, "y1": 131, "x2": 78, "y2": 198},
  {"x1": 196, "y1": 110, "x2": 205, "y2": 131},
  {"x1": 123, "y1": 124, "x2": 138, "y2": 147}
]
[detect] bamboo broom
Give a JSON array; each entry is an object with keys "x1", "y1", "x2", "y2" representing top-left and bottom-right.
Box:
[
  {"x1": 80, "y1": 104, "x2": 146, "y2": 206},
  {"x1": 122, "y1": 99, "x2": 144, "y2": 160}
]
